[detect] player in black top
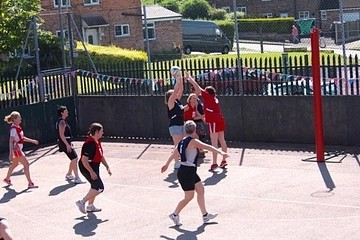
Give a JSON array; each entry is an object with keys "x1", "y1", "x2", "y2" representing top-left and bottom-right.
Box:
[
  {"x1": 75, "y1": 123, "x2": 112, "y2": 214},
  {"x1": 56, "y1": 106, "x2": 83, "y2": 184},
  {"x1": 165, "y1": 69, "x2": 185, "y2": 169},
  {"x1": 161, "y1": 120, "x2": 229, "y2": 226}
]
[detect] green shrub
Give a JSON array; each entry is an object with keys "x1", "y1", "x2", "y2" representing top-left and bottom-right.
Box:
[
  {"x1": 239, "y1": 17, "x2": 294, "y2": 34},
  {"x1": 75, "y1": 44, "x2": 147, "y2": 66},
  {"x1": 209, "y1": 8, "x2": 227, "y2": 20},
  {"x1": 215, "y1": 20, "x2": 235, "y2": 45}
]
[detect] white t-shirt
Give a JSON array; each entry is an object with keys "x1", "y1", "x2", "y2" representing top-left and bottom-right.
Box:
[{"x1": 10, "y1": 125, "x2": 24, "y2": 150}]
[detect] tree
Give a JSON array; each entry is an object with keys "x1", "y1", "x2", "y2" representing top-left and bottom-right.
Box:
[
  {"x1": 0, "y1": 0, "x2": 41, "y2": 55},
  {"x1": 180, "y1": 0, "x2": 211, "y2": 20},
  {"x1": 160, "y1": 0, "x2": 180, "y2": 13}
]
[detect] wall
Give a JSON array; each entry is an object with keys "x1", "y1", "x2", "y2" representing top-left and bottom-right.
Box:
[
  {"x1": 0, "y1": 97, "x2": 76, "y2": 153},
  {"x1": 77, "y1": 95, "x2": 360, "y2": 146}
]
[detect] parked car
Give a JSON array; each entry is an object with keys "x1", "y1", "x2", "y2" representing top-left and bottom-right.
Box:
[
  {"x1": 196, "y1": 67, "x2": 269, "y2": 95},
  {"x1": 182, "y1": 20, "x2": 232, "y2": 55}
]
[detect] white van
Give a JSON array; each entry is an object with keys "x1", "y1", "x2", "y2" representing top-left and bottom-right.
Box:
[{"x1": 181, "y1": 19, "x2": 232, "y2": 54}]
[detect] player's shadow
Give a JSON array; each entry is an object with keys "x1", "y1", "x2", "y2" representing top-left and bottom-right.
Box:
[
  {"x1": 203, "y1": 169, "x2": 228, "y2": 186},
  {"x1": 160, "y1": 222, "x2": 216, "y2": 240},
  {"x1": 48, "y1": 182, "x2": 76, "y2": 196},
  {"x1": 163, "y1": 170, "x2": 179, "y2": 188},
  {"x1": 73, "y1": 213, "x2": 109, "y2": 237},
  {"x1": 0, "y1": 186, "x2": 29, "y2": 203}
]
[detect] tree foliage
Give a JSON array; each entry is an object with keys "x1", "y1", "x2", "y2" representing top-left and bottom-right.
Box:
[
  {"x1": 181, "y1": 0, "x2": 211, "y2": 20},
  {"x1": 0, "y1": 0, "x2": 41, "y2": 54}
]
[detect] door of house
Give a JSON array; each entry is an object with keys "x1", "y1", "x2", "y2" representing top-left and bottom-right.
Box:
[{"x1": 85, "y1": 29, "x2": 99, "y2": 45}]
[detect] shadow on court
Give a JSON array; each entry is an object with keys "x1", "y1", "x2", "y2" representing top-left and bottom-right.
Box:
[{"x1": 73, "y1": 213, "x2": 109, "y2": 237}]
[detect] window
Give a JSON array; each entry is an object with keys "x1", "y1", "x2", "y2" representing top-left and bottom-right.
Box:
[
  {"x1": 320, "y1": 10, "x2": 327, "y2": 20},
  {"x1": 56, "y1": 30, "x2": 69, "y2": 40},
  {"x1": 280, "y1": 13, "x2": 288, "y2": 18},
  {"x1": 298, "y1": 11, "x2": 310, "y2": 19},
  {"x1": 114, "y1": 24, "x2": 130, "y2": 37},
  {"x1": 54, "y1": 0, "x2": 71, "y2": 7},
  {"x1": 237, "y1": 7, "x2": 247, "y2": 14},
  {"x1": 84, "y1": 0, "x2": 99, "y2": 5},
  {"x1": 143, "y1": 22, "x2": 155, "y2": 40}
]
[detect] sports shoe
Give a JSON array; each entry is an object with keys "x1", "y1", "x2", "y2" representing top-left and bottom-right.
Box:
[
  {"x1": 65, "y1": 174, "x2": 75, "y2": 181},
  {"x1": 86, "y1": 205, "x2": 102, "y2": 213},
  {"x1": 209, "y1": 163, "x2": 218, "y2": 171},
  {"x1": 174, "y1": 161, "x2": 181, "y2": 169},
  {"x1": 76, "y1": 200, "x2": 86, "y2": 214},
  {"x1": 3, "y1": 178, "x2": 12, "y2": 186},
  {"x1": 169, "y1": 213, "x2": 181, "y2": 226},
  {"x1": 219, "y1": 160, "x2": 228, "y2": 168},
  {"x1": 203, "y1": 212, "x2": 218, "y2": 223},
  {"x1": 28, "y1": 182, "x2": 39, "y2": 189},
  {"x1": 73, "y1": 177, "x2": 84, "y2": 184}
]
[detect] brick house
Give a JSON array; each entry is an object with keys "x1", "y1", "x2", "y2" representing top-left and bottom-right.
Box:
[
  {"x1": 142, "y1": 5, "x2": 182, "y2": 56},
  {"x1": 40, "y1": 0, "x2": 144, "y2": 50},
  {"x1": 209, "y1": 0, "x2": 360, "y2": 35},
  {"x1": 40, "y1": 2, "x2": 183, "y2": 55}
]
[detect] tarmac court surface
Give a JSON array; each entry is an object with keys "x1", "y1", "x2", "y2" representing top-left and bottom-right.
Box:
[{"x1": 1, "y1": 141, "x2": 360, "y2": 240}]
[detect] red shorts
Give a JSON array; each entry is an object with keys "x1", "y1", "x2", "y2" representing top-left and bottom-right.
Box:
[{"x1": 207, "y1": 117, "x2": 225, "y2": 133}]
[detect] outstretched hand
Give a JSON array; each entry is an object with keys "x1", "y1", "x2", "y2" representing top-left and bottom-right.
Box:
[{"x1": 161, "y1": 165, "x2": 168, "y2": 173}]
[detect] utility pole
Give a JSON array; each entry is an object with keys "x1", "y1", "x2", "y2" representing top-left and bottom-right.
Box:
[{"x1": 33, "y1": 16, "x2": 46, "y2": 102}]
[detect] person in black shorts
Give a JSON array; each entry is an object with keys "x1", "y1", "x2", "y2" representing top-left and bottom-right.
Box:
[
  {"x1": 0, "y1": 217, "x2": 14, "y2": 240},
  {"x1": 161, "y1": 120, "x2": 229, "y2": 226},
  {"x1": 75, "y1": 123, "x2": 112, "y2": 214},
  {"x1": 56, "y1": 106, "x2": 83, "y2": 184}
]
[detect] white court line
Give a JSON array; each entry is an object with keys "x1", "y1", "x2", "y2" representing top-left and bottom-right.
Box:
[
  {"x1": 30, "y1": 176, "x2": 360, "y2": 211},
  {"x1": 104, "y1": 182, "x2": 360, "y2": 211}
]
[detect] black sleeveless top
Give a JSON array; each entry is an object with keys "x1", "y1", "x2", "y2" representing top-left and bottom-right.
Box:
[
  {"x1": 56, "y1": 118, "x2": 72, "y2": 151},
  {"x1": 167, "y1": 99, "x2": 184, "y2": 127},
  {"x1": 177, "y1": 136, "x2": 199, "y2": 167}
]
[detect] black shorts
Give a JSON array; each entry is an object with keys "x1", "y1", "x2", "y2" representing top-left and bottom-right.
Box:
[
  {"x1": 177, "y1": 165, "x2": 201, "y2": 191},
  {"x1": 59, "y1": 141, "x2": 78, "y2": 160},
  {"x1": 79, "y1": 161, "x2": 104, "y2": 192},
  {"x1": 63, "y1": 148, "x2": 78, "y2": 160}
]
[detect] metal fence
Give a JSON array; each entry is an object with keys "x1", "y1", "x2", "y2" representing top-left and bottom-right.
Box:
[{"x1": 1, "y1": 54, "x2": 359, "y2": 109}]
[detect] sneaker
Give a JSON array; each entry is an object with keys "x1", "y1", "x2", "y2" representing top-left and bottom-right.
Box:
[
  {"x1": 209, "y1": 163, "x2": 218, "y2": 171},
  {"x1": 169, "y1": 213, "x2": 181, "y2": 226},
  {"x1": 28, "y1": 182, "x2": 39, "y2": 189},
  {"x1": 86, "y1": 205, "x2": 102, "y2": 213},
  {"x1": 3, "y1": 178, "x2": 12, "y2": 186},
  {"x1": 174, "y1": 161, "x2": 181, "y2": 169},
  {"x1": 65, "y1": 174, "x2": 75, "y2": 181},
  {"x1": 73, "y1": 177, "x2": 84, "y2": 184},
  {"x1": 76, "y1": 200, "x2": 86, "y2": 214},
  {"x1": 203, "y1": 212, "x2": 218, "y2": 223},
  {"x1": 219, "y1": 160, "x2": 228, "y2": 168}
]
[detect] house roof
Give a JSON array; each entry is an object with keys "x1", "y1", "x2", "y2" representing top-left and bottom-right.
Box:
[
  {"x1": 142, "y1": 5, "x2": 182, "y2": 21},
  {"x1": 82, "y1": 14, "x2": 109, "y2": 28}
]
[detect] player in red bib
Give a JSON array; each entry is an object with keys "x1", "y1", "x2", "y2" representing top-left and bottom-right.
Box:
[
  {"x1": 186, "y1": 72, "x2": 228, "y2": 171},
  {"x1": 3, "y1": 111, "x2": 39, "y2": 189}
]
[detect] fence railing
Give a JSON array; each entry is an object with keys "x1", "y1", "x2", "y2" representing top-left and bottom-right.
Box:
[{"x1": 1, "y1": 54, "x2": 360, "y2": 109}]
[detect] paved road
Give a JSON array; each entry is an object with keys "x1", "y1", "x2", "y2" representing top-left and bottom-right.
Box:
[
  {"x1": 234, "y1": 38, "x2": 360, "y2": 57},
  {"x1": 1, "y1": 141, "x2": 360, "y2": 239}
]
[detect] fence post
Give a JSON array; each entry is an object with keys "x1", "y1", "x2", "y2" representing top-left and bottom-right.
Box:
[{"x1": 281, "y1": 52, "x2": 289, "y2": 74}]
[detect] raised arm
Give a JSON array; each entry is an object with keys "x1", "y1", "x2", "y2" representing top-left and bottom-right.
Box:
[
  {"x1": 173, "y1": 72, "x2": 183, "y2": 100},
  {"x1": 185, "y1": 71, "x2": 202, "y2": 96}
]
